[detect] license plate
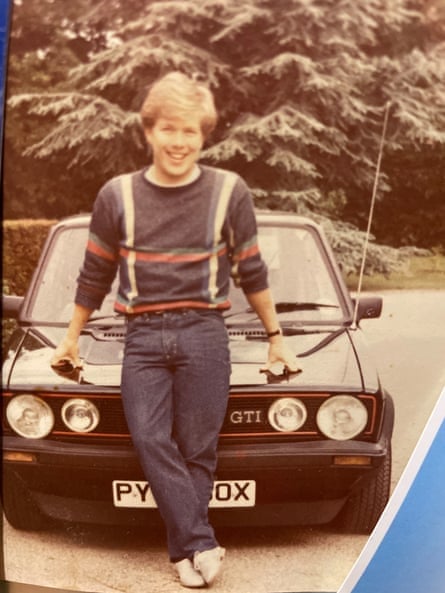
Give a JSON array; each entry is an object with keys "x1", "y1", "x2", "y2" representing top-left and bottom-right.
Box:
[{"x1": 112, "y1": 480, "x2": 256, "y2": 508}]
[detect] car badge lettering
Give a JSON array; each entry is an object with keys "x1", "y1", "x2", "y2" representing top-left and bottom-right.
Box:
[{"x1": 230, "y1": 410, "x2": 262, "y2": 424}]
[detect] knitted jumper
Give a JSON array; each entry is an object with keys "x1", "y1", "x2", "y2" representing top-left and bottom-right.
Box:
[{"x1": 75, "y1": 165, "x2": 269, "y2": 314}]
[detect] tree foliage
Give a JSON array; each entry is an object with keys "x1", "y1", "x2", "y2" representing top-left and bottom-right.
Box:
[{"x1": 3, "y1": 0, "x2": 445, "y2": 274}]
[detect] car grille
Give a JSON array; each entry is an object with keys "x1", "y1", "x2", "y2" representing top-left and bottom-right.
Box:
[{"x1": 3, "y1": 390, "x2": 380, "y2": 444}]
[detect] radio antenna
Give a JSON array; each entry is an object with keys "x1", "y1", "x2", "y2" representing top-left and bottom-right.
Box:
[{"x1": 352, "y1": 101, "x2": 391, "y2": 328}]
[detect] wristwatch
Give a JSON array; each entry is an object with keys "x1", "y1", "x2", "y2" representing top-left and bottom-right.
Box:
[{"x1": 266, "y1": 328, "x2": 282, "y2": 338}]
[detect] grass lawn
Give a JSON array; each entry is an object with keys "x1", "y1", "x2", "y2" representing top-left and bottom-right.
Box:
[{"x1": 344, "y1": 254, "x2": 445, "y2": 291}]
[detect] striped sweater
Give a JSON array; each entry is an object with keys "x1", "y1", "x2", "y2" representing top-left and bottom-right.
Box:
[{"x1": 75, "y1": 165, "x2": 268, "y2": 314}]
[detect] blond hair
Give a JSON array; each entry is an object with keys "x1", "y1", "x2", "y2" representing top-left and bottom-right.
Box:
[{"x1": 140, "y1": 72, "x2": 218, "y2": 138}]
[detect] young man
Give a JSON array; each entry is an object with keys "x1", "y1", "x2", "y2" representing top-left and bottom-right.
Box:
[{"x1": 51, "y1": 72, "x2": 300, "y2": 588}]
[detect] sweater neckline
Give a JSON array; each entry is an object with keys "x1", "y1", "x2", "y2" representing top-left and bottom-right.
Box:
[{"x1": 143, "y1": 165, "x2": 202, "y2": 189}]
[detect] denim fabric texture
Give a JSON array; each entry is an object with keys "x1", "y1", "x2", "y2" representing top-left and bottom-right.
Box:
[{"x1": 121, "y1": 309, "x2": 230, "y2": 562}]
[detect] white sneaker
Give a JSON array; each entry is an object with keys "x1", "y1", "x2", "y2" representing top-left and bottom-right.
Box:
[
  {"x1": 174, "y1": 558, "x2": 206, "y2": 588},
  {"x1": 194, "y1": 546, "x2": 226, "y2": 585}
]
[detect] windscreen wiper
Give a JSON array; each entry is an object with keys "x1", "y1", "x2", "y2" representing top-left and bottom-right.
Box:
[
  {"x1": 274, "y1": 301, "x2": 340, "y2": 313},
  {"x1": 86, "y1": 314, "x2": 123, "y2": 323},
  {"x1": 224, "y1": 301, "x2": 339, "y2": 320}
]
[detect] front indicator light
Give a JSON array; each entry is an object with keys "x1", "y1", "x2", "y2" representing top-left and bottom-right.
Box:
[
  {"x1": 61, "y1": 399, "x2": 99, "y2": 433},
  {"x1": 3, "y1": 452, "x2": 37, "y2": 463},
  {"x1": 268, "y1": 397, "x2": 307, "y2": 432},
  {"x1": 334, "y1": 456, "x2": 372, "y2": 466},
  {"x1": 6, "y1": 395, "x2": 54, "y2": 439},
  {"x1": 316, "y1": 395, "x2": 368, "y2": 441}
]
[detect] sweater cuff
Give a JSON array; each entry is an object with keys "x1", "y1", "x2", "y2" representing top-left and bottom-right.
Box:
[
  {"x1": 240, "y1": 276, "x2": 269, "y2": 295},
  {"x1": 75, "y1": 287, "x2": 105, "y2": 312}
]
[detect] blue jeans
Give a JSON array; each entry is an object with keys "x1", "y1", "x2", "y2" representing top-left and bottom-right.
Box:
[{"x1": 121, "y1": 309, "x2": 230, "y2": 562}]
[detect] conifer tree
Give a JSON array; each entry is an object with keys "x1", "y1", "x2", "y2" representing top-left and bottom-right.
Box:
[{"x1": 4, "y1": 0, "x2": 445, "y2": 271}]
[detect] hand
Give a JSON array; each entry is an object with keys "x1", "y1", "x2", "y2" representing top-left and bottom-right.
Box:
[
  {"x1": 50, "y1": 337, "x2": 82, "y2": 370},
  {"x1": 261, "y1": 339, "x2": 302, "y2": 376}
]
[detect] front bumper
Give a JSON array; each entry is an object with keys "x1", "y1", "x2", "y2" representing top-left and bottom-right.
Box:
[{"x1": 3, "y1": 429, "x2": 391, "y2": 528}]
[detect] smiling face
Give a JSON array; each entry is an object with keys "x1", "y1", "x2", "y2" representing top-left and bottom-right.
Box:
[
  {"x1": 144, "y1": 112, "x2": 205, "y2": 186},
  {"x1": 140, "y1": 73, "x2": 217, "y2": 186}
]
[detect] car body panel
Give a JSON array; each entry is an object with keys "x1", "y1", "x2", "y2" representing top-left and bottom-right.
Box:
[{"x1": 4, "y1": 324, "x2": 378, "y2": 392}]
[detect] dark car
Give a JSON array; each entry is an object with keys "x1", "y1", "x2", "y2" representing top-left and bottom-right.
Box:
[{"x1": 2, "y1": 211, "x2": 394, "y2": 534}]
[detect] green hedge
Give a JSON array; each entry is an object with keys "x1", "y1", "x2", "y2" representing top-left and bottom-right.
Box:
[{"x1": 3, "y1": 219, "x2": 57, "y2": 296}]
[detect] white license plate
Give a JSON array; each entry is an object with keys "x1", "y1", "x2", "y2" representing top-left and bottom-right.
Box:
[{"x1": 112, "y1": 480, "x2": 256, "y2": 508}]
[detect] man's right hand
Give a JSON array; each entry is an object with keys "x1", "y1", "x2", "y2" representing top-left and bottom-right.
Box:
[
  {"x1": 51, "y1": 337, "x2": 82, "y2": 370},
  {"x1": 50, "y1": 303, "x2": 93, "y2": 370}
]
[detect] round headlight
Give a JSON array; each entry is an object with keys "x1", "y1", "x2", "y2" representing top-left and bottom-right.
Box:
[
  {"x1": 6, "y1": 394, "x2": 54, "y2": 439},
  {"x1": 61, "y1": 399, "x2": 99, "y2": 433},
  {"x1": 268, "y1": 397, "x2": 307, "y2": 432},
  {"x1": 316, "y1": 395, "x2": 368, "y2": 441}
]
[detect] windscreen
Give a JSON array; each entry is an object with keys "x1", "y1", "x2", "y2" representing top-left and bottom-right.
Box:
[{"x1": 29, "y1": 222, "x2": 345, "y2": 324}]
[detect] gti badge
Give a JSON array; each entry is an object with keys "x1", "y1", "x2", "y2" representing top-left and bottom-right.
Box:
[{"x1": 230, "y1": 410, "x2": 263, "y2": 424}]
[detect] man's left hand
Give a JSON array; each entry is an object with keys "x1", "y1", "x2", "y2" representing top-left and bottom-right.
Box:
[{"x1": 261, "y1": 340, "x2": 302, "y2": 376}]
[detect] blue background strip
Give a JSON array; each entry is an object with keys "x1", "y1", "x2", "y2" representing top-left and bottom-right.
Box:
[
  {"x1": 0, "y1": 0, "x2": 11, "y2": 161},
  {"x1": 350, "y1": 417, "x2": 445, "y2": 593}
]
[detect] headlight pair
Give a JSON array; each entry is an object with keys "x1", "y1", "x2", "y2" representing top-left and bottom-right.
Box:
[
  {"x1": 268, "y1": 395, "x2": 368, "y2": 440},
  {"x1": 6, "y1": 395, "x2": 100, "y2": 439}
]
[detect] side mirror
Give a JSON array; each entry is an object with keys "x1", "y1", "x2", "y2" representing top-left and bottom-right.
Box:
[
  {"x1": 2, "y1": 295, "x2": 25, "y2": 319},
  {"x1": 352, "y1": 295, "x2": 383, "y2": 321}
]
